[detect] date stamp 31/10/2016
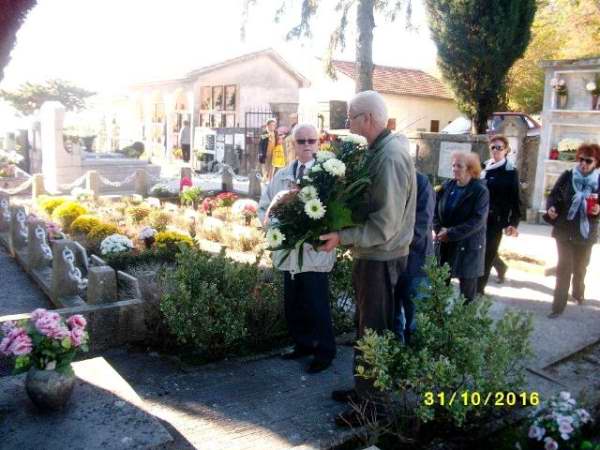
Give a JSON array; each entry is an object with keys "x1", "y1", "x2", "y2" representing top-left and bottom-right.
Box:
[{"x1": 423, "y1": 391, "x2": 540, "y2": 407}]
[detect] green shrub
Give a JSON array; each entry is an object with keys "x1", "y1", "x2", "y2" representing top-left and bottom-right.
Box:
[
  {"x1": 161, "y1": 248, "x2": 257, "y2": 358},
  {"x1": 329, "y1": 249, "x2": 355, "y2": 334},
  {"x1": 148, "y1": 210, "x2": 171, "y2": 232},
  {"x1": 180, "y1": 186, "x2": 202, "y2": 207},
  {"x1": 355, "y1": 258, "x2": 533, "y2": 430},
  {"x1": 126, "y1": 204, "x2": 152, "y2": 224},
  {"x1": 70, "y1": 214, "x2": 101, "y2": 235},
  {"x1": 87, "y1": 222, "x2": 119, "y2": 243},
  {"x1": 155, "y1": 230, "x2": 193, "y2": 256},
  {"x1": 37, "y1": 197, "x2": 67, "y2": 216},
  {"x1": 51, "y1": 201, "x2": 87, "y2": 231}
]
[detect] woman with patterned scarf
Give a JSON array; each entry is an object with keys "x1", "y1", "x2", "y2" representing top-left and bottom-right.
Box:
[{"x1": 544, "y1": 143, "x2": 600, "y2": 318}]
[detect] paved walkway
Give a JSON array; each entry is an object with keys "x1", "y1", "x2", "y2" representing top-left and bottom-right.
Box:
[{"x1": 0, "y1": 244, "x2": 52, "y2": 317}]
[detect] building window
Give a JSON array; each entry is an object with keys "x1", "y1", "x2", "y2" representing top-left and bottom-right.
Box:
[
  {"x1": 200, "y1": 87, "x2": 212, "y2": 110},
  {"x1": 225, "y1": 85, "x2": 236, "y2": 111},
  {"x1": 212, "y1": 86, "x2": 224, "y2": 110},
  {"x1": 430, "y1": 120, "x2": 440, "y2": 132}
]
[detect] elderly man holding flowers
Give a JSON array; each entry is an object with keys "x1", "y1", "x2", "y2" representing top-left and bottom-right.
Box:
[
  {"x1": 258, "y1": 123, "x2": 337, "y2": 374},
  {"x1": 320, "y1": 90, "x2": 417, "y2": 427}
]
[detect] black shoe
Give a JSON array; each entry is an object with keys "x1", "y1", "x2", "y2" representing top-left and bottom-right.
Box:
[
  {"x1": 334, "y1": 403, "x2": 383, "y2": 428},
  {"x1": 331, "y1": 388, "x2": 359, "y2": 403},
  {"x1": 306, "y1": 358, "x2": 332, "y2": 374},
  {"x1": 497, "y1": 268, "x2": 506, "y2": 284},
  {"x1": 281, "y1": 348, "x2": 312, "y2": 360},
  {"x1": 548, "y1": 311, "x2": 562, "y2": 319}
]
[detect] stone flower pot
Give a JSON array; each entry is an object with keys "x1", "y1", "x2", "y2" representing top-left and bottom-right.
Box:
[{"x1": 25, "y1": 367, "x2": 76, "y2": 411}]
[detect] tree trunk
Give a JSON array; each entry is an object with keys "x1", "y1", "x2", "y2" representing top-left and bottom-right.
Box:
[
  {"x1": 471, "y1": 112, "x2": 488, "y2": 135},
  {"x1": 355, "y1": 0, "x2": 375, "y2": 93}
]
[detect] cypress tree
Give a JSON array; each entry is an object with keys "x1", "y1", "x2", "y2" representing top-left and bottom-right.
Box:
[{"x1": 425, "y1": 0, "x2": 536, "y2": 133}]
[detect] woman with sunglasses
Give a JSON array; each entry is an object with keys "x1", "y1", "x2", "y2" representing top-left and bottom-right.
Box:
[
  {"x1": 477, "y1": 135, "x2": 523, "y2": 295},
  {"x1": 544, "y1": 143, "x2": 600, "y2": 318}
]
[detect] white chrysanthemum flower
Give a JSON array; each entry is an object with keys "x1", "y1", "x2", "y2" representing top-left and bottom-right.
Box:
[
  {"x1": 138, "y1": 227, "x2": 157, "y2": 240},
  {"x1": 302, "y1": 175, "x2": 312, "y2": 183},
  {"x1": 323, "y1": 158, "x2": 346, "y2": 177},
  {"x1": 310, "y1": 164, "x2": 323, "y2": 173},
  {"x1": 299, "y1": 186, "x2": 318, "y2": 203},
  {"x1": 304, "y1": 198, "x2": 326, "y2": 220},
  {"x1": 266, "y1": 228, "x2": 285, "y2": 248},
  {"x1": 100, "y1": 234, "x2": 134, "y2": 255},
  {"x1": 342, "y1": 134, "x2": 368, "y2": 146},
  {"x1": 586, "y1": 81, "x2": 597, "y2": 92},
  {"x1": 315, "y1": 150, "x2": 336, "y2": 162}
]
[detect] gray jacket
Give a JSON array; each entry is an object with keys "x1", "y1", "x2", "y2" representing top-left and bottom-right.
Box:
[
  {"x1": 258, "y1": 160, "x2": 336, "y2": 274},
  {"x1": 339, "y1": 132, "x2": 417, "y2": 261}
]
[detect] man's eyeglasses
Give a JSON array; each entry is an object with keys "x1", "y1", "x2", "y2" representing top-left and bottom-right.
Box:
[
  {"x1": 296, "y1": 138, "x2": 318, "y2": 145},
  {"x1": 490, "y1": 145, "x2": 505, "y2": 151},
  {"x1": 345, "y1": 112, "x2": 366, "y2": 127},
  {"x1": 578, "y1": 157, "x2": 595, "y2": 165}
]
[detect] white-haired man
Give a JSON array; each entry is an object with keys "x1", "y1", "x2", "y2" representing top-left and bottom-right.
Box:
[
  {"x1": 258, "y1": 123, "x2": 337, "y2": 374},
  {"x1": 320, "y1": 90, "x2": 417, "y2": 426}
]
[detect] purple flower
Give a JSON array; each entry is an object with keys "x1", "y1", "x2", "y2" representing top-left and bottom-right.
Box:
[
  {"x1": 544, "y1": 437, "x2": 558, "y2": 450},
  {"x1": 67, "y1": 314, "x2": 87, "y2": 330},
  {"x1": 0, "y1": 327, "x2": 32, "y2": 356},
  {"x1": 30, "y1": 308, "x2": 48, "y2": 321},
  {"x1": 528, "y1": 425, "x2": 546, "y2": 441},
  {"x1": 558, "y1": 419, "x2": 573, "y2": 437},
  {"x1": 1, "y1": 320, "x2": 16, "y2": 334},
  {"x1": 34, "y1": 311, "x2": 62, "y2": 337},
  {"x1": 70, "y1": 327, "x2": 86, "y2": 347},
  {"x1": 576, "y1": 409, "x2": 591, "y2": 424}
]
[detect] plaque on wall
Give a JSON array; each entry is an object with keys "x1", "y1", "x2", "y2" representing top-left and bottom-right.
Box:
[{"x1": 329, "y1": 100, "x2": 348, "y2": 130}]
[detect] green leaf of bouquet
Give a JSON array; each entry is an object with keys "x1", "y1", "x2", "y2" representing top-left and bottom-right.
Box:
[
  {"x1": 55, "y1": 363, "x2": 74, "y2": 377},
  {"x1": 326, "y1": 201, "x2": 355, "y2": 230}
]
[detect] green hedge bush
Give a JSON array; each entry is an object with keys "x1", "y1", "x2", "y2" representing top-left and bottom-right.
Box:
[
  {"x1": 355, "y1": 258, "x2": 533, "y2": 432},
  {"x1": 154, "y1": 230, "x2": 193, "y2": 256}
]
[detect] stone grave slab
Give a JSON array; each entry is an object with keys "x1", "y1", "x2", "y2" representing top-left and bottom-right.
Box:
[{"x1": 0, "y1": 357, "x2": 172, "y2": 450}]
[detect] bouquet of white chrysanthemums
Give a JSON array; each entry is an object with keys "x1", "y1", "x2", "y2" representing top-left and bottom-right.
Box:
[
  {"x1": 100, "y1": 234, "x2": 134, "y2": 255},
  {"x1": 265, "y1": 135, "x2": 372, "y2": 267}
]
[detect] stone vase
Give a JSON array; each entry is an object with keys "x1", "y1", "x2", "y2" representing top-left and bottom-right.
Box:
[
  {"x1": 25, "y1": 367, "x2": 75, "y2": 411},
  {"x1": 557, "y1": 94, "x2": 568, "y2": 109}
]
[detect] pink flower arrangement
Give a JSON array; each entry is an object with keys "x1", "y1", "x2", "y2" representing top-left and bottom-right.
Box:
[
  {"x1": 179, "y1": 176, "x2": 193, "y2": 192},
  {"x1": 45, "y1": 221, "x2": 63, "y2": 240},
  {"x1": 201, "y1": 196, "x2": 217, "y2": 215},
  {"x1": 0, "y1": 309, "x2": 89, "y2": 375},
  {"x1": 215, "y1": 192, "x2": 239, "y2": 207}
]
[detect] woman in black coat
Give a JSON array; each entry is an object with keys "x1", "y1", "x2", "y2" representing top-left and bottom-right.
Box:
[
  {"x1": 434, "y1": 151, "x2": 490, "y2": 303},
  {"x1": 477, "y1": 135, "x2": 523, "y2": 294},
  {"x1": 544, "y1": 143, "x2": 600, "y2": 318}
]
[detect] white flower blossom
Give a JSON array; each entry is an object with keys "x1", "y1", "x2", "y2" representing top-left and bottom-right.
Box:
[
  {"x1": 100, "y1": 234, "x2": 134, "y2": 255},
  {"x1": 322, "y1": 158, "x2": 346, "y2": 177},
  {"x1": 342, "y1": 134, "x2": 368, "y2": 146},
  {"x1": 315, "y1": 150, "x2": 336, "y2": 162},
  {"x1": 138, "y1": 227, "x2": 157, "y2": 240},
  {"x1": 310, "y1": 164, "x2": 323, "y2": 173},
  {"x1": 70, "y1": 187, "x2": 94, "y2": 201},
  {"x1": 299, "y1": 186, "x2": 318, "y2": 203},
  {"x1": 266, "y1": 228, "x2": 285, "y2": 248},
  {"x1": 576, "y1": 408, "x2": 591, "y2": 424},
  {"x1": 586, "y1": 81, "x2": 597, "y2": 92},
  {"x1": 304, "y1": 198, "x2": 326, "y2": 220}
]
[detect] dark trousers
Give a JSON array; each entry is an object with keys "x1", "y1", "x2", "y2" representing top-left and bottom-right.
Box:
[
  {"x1": 478, "y1": 225, "x2": 504, "y2": 293},
  {"x1": 552, "y1": 240, "x2": 593, "y2": 314},
  {"x1": 353, "y1": 257, "x2": 407, "y2": 400},
  {"x1": 439, "y1": 243, "x2": 478, "y2": 303},
  {"x1": 283, "y1": 271, "x2": 335, "y2": 361},
  {"x1": 181, "y1": 143, "x2": 191, "y2": 162},
  {"x1": 394, "y1": 275, "x2": 428, "y2": 344}
]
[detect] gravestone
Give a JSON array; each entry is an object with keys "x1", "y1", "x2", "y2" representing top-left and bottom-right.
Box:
[
  {"x1": 248, "y1": 169, "x2": 262, "y2": 199},
  {"x1": 27, "y1": 219, "x2": 53, "y2": 271},
  {"x1": 9, "y1": 206, "x2": 28, "y2": 257},
  {"x1": 51, "y1": 239, "x2": 88, "y2": 306},
  {"x1": 221, "y1": 164, "x2": 234, "y2": 192},
  {"x1": 87, "y1": 266, "x2": 117, "y2": 305}
]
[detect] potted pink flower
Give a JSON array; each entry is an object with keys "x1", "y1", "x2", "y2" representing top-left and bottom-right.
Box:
[{"x1": 0, "y1": 309, "x2": 89, "y2": 410}]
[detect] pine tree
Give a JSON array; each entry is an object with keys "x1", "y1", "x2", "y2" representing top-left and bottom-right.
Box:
[{"x1": 425, "y1": 0, "x2": 536, "y2": 133}]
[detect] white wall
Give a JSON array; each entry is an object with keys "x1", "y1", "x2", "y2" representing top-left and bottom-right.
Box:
[{"x1": 383, "y1": 93, "x2": 460, "y2": 135}]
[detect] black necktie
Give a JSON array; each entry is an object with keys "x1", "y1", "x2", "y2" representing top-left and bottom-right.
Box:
[{"x1": 297, "y1": 164, "x2": 305, "y2": 182}]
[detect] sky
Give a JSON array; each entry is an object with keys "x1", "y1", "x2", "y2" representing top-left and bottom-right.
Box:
[{"x1": 0, "y1": 0, "x2": 438, "y2": 126}]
